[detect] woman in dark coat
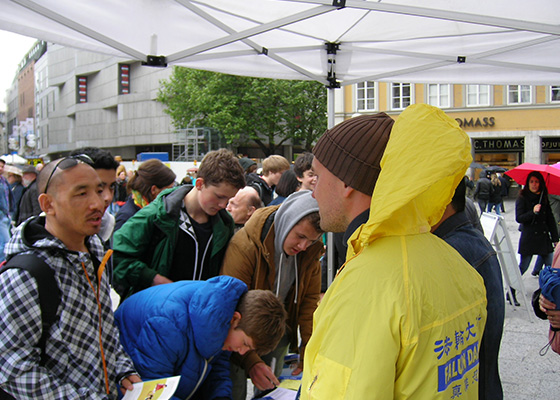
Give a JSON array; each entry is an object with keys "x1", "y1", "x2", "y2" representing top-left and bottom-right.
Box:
[{"x1": 516, "y1": 171, "x2": 559, "y2": 277}]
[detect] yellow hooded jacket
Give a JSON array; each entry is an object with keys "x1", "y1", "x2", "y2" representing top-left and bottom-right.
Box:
[{"x1": 300, "y1": 104, "x2": 487, "y2": 399}]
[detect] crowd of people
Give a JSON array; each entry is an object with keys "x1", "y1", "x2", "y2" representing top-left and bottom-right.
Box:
[{"x1": 0, "y1": 102, "x2": 559, "y2": 399}]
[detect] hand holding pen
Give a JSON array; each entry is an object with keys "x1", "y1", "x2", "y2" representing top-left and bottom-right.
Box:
[{"x1": 249, "y1": 361, "x2": 280, "y2": 391}]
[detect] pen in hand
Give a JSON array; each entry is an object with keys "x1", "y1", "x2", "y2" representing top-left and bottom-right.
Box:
[{"x1": 268, "y1": 358, "x2": 277, "y2": 388}]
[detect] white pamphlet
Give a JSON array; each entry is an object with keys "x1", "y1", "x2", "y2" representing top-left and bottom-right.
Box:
[{"x1": 122, "y1": 376, "x2": 181, "y2": 400}]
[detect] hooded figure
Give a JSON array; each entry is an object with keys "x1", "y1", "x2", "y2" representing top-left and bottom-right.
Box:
[
  {"x1": 300, "y1": 104, "x2": 487, "y2": 399},
  {"x1": 221, "y1": 190, "x2": 323, "y2": 399},
  {"x1": 272, "y1": 190, "x2": 320, "y2": 303}
]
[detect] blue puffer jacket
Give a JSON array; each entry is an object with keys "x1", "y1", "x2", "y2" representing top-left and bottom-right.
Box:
[{"x1": 115, "y1": 276, "x2": 247, "y2": 400}]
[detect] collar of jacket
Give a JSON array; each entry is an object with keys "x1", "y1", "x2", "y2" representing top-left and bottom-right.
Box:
[
  {"x1": 7, "y1": 215, "x2": 105, "y2": 264},
  {"x1": 156, "y1": 184, "x2": 234, "y2": 255},
  {"x1": 162, "y1": 184, "x2": 193, "y2": 219}
]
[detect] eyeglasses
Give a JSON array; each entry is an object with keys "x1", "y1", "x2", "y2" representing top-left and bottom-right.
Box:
[{"x1": 42, "y1": 154, "x2": 94, "y2": 194}]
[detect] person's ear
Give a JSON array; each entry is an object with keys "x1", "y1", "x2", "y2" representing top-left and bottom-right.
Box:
[
  {"x1": 342, "y1": 184, "x2": 355, "y2": 199},
  {"x1": 247, "y1": 206, "x2": 256, "y2": 217},
  {"x1": 195, "y1": 178, "x2": 204, "y2": 190},
  {"x1": 230, "y1": 311, "x2": 242, "y2": 328},
  {"x1": 150, "y1": 184, "x2": 158, "y2": 200},
  {"x1": 38, "y1": 193, "x2": 55, "y2": 215}
]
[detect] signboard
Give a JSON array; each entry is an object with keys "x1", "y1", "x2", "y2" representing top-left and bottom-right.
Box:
[
  {"x1": 480, "y1": 212, "x2": 533, "y2": 319},
  {"x1": 542, "y1": 137, "x2": 560, "y2": 152},
  {"x1": 473, "y1": 138, "x2": 524, "y2": 153}
]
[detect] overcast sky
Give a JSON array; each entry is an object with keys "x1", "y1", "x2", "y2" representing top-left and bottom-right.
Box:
[{"x1": 0, "y1": 31, "x2": 38, "y2": 112}]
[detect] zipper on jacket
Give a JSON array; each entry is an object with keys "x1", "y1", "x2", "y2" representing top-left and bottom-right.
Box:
[
  {"x1": 197, "y1": 234, "x2": 213, "y2": 280},
  {"x1": 186, "y1": 356, "x2": 213, "y2": 400},
  {"x1": 184, "y1": 213, "x2": 214, "y2": 280}
]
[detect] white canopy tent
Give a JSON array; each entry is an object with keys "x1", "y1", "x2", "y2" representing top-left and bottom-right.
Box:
[
  {"x1": 2, "y1": 0, "x2": 559, "y2": 284},
  {"x1": 2, "y1": 0, "x2": 559, "y2": 86},
  {"x1": 2, "y1": 0, "x2": 560, "y2": 125}
]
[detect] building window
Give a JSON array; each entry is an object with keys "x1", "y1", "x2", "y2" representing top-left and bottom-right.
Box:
[
  {"x1": 551, "y1": 86, "x2": 560, "y2": 102},
  {"x1": 77, "y1": 76, "x2": 87, "y2": 103},
  {"x1": 356, "y1": 81, "x2": 376, "y2": 111},
  {"x1": 466, "y1": 85, "x2": 490, "y2": 107},
  {"x1": 118, "y1": 64, "x2": 130, "y2": 95},
  {"x1": 427, "y1": 84, "x2": 450, "y2": 108},
  {"x1": 49, "y1": 91, "x2": 55, "y2": 114},
  {"x1": 391, "y1": 83, "x2": 412, "y2": 110},
  {"x1": 507, "y1": 85, "x2": 531, "y2": 105}
]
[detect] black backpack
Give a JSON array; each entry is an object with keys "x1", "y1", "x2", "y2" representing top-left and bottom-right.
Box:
[{"x1": 0, "y1": 254, "x2": 60, "y2": 399}]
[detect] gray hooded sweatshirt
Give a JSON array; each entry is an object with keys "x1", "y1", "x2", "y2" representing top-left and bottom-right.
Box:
[{"x1": 273, "y1": 190, "x2": 320, "y2": 303}]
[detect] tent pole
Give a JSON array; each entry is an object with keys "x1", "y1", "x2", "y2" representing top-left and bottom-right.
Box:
[
  {"x1": 327, "y1": 86, "x2": 335, "y2": 129},
  {"x1": 326, "y1": 86, "x2": 335, "y2": 288}
]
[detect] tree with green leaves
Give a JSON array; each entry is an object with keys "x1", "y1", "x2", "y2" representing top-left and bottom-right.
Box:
[{"x1": 157, "y1": 67, "x2": 327, "y2": 156}]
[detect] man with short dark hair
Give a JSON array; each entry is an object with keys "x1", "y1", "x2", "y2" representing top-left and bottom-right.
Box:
[
  {"x1": 293, "y1": 152, "x2": 317, "y2": 191},
  {"x1": 222, "y1": 190, "x2": 323, "y2": 400},
  {"x1": 70, "y1": 147, "x2": 120, "y2": 242},
  {"x1": 0, "y1": 157, "x2": 140, "y2": 397}
]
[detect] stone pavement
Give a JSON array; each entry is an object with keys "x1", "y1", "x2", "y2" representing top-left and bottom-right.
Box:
[{"x1": 496, "y1": 198, "x2": 560, "y2": 400}]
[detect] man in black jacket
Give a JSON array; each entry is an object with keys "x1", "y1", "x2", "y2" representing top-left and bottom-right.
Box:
[
  {"x1": 17, "y1": 165, "x2": 40, "y2": 225},
  {"x1": 474, "y1": 170, "x2": 493, "y2": 214}
]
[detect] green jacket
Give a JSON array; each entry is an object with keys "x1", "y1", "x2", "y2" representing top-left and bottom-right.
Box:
[{"x1": 113, "y1": 185, "x2": 235, "y2": 299}]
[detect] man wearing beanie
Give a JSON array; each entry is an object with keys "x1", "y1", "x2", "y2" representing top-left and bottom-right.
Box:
[
  {"x1": 300, "y1": 104, "x2": 487, "y2": 399},
  {"x1": 221, "y1": 190, "x2": 324, "y2": 400},
  {"x1": 239, "y1": 157, "x2": 257, "y2": 175}
]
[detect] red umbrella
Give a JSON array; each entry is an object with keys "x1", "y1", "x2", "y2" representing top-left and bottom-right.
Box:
[{"x1": 505, "y1": 163, "x2": 560, "y2": 195}]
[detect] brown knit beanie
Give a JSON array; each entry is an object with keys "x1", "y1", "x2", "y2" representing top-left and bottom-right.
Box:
[{"x1": 313, "y1": 113, "x2": 394, "y2": 196}]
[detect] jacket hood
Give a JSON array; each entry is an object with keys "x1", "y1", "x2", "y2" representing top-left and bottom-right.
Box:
[
  {"x1": 189, "y1": 276, "x2": 248, "y2": 358},
  {"x1": 6, "y1": 216, "x2": 72, "y2": 257},
  {"x1": 274, "y1": 190, "x2": 319, "y2": 255},
  {"x1": 349, "y1": 104, "x2": 471, "y2": 254},
  {"x1": 161, "y1": 184, "x2": 192, "y2": 218}
]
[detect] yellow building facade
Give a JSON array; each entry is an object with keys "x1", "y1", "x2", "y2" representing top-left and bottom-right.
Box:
[{"x1": 335, "y1": 82, "x2": 560, "y2": 172}]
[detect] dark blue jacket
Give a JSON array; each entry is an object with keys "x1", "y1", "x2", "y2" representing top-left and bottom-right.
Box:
[
  {"x1": 115, "y1": 276, "x2": 247, "y2": 400},
  {"x1": 114, "y1": 196, "x2": 140, "y2": 232},
  {"x1": 433, "y1": 211, "x2": 505, "y2": 400}
]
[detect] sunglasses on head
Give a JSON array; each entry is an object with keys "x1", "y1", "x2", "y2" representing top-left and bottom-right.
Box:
[{"x1": 43, "y1": 154, "x2": 94, "y2": 194}]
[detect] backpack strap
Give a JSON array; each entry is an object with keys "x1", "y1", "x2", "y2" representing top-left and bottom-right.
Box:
[
  {"x1": 250, "y1": 182, "x2": 263, "y2": 200},
  {"x1": 260, "y1": 211, "x2": 277, "y2": 243},
  {"x1": 1, "y1": 254, "x2": 60, "y2": 366}
]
